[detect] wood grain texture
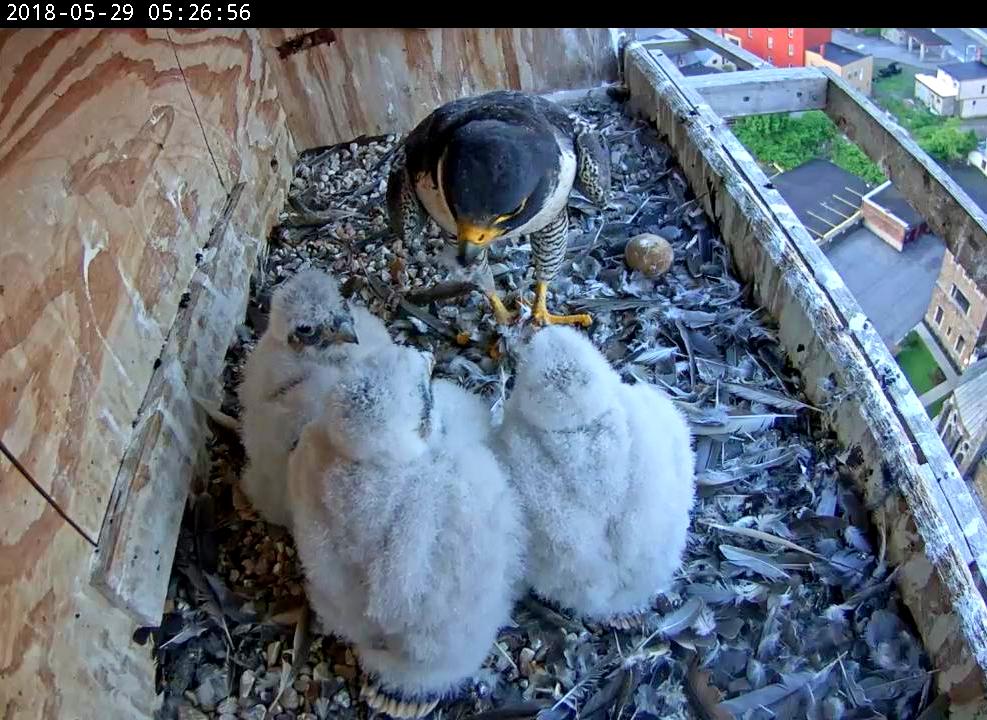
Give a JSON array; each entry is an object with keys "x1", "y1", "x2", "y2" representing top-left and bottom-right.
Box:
[
  {"x1": 258, "y1": 27, "x2": 620, "y2": 148},
  {"x1": 88, "y1": 29, "x2": 292, "y2": 625},
  {"x1": 1, "y1": 454, "x2": 156, "y2": 719},
  {"x1": 0, "y1": 29, "x2": 229, "y2": 538},
  {"x1": 627, "y1": 43, "x2": 987, "y2": 709}
]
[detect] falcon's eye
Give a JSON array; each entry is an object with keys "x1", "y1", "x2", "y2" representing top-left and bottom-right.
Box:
[{"x1": 295, "y1": 324, "x2": 315, "y2": 337}]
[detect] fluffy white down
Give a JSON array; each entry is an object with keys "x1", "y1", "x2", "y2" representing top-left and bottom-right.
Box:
[
  {"x1": 431, "y1": 378, "x2": 493, "y2": 446},
  {"x1": 288, "y1": 345, "x2": 525, "y2": 699},
  {"x1": 511, "y1": 326, "x2": 619, "y2": 431},
  {"x1": 238, "y1": 270, "x2": 392, "y2": 527},
  {"x1": 496, "y1": 326, "x2": 696, "y2": 622}
]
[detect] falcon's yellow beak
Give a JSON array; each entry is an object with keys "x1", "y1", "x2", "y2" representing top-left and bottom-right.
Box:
[{"x1": 457, "y1": 222, "x2": 503, "y2": 266}]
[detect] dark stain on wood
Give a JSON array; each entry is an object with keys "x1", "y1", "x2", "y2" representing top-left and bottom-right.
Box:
[{"x1": 276, "y1": 28, "x2": 336, "y2": 60}]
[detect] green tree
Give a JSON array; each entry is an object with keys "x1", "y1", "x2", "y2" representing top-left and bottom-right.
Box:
[
  {"x1": 733, "y1": 111, "x2": 836, "y2": 171},
  {"x1": 830, "y1": 138, "x2": 887, "y2": 184},
  {"x1": 915, "y1": 121, "x2": 979, "y2": 164}
]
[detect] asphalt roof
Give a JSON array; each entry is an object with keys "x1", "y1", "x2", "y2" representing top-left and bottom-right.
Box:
[
  {"x1": 772, "y1": 159, "x2": 872, "y2": 239},
  {"x1": 824, "y1": 227, "x2": 945, "y2": 346},
  {"x1": 678, "y1": 62, "x2": 722, "y2": 77},
  {"x1": 955, "y1": 367, "x2": 987, "y2": 438},
  {"x1": 940, "y1": 61, "x2": 987, "y2": 81},
  {"x1": 902, "y1": 28, "x2": 951, "y2": 46},
  {"x1": 814, "y1": 42, "x2": 868, "y2": 66},
  {"x1": 866, "y1": 184, "x2": 923, "y2": 228}
]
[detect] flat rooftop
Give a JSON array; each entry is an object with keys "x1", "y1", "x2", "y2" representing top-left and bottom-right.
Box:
[
  {"x1": 824, "y1": 227, "x2": 946, "y2": 346},
  {"x1": 772, "y1": 158, "x2": 872, "y2": 239},
  {"x1": 902, "y1": 28, "x2": 951, "y2": 47},
  {"x1": 866, "y1": 183, "x2": 924, "y2": 228},
  {"x1": 940, "y1": 60, "x2": 987, "y2": 82},
  {"x1": 813, "y1": 41, "x2": 869, "y2": 66}
]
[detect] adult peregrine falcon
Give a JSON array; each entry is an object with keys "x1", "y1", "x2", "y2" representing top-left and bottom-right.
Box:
[{"x1": 386, "y1": 90, "x2": 611, "y2": 328}]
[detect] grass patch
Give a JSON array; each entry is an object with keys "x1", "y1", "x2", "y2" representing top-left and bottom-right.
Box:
[
  {"x1": 895, "y1": 330, "x2": 946, "y2": 397},
  {"x1": 732, "y1": 111, "x2": 886, "y2": 184},
  {"x1": 872, "y1": 62, "x2": 922, "y2": 105}
]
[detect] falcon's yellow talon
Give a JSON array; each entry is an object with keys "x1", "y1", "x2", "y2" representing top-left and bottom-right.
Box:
[
  {"x1": 455, "y1": 330, "x2": 472, "y2": 346},
  {"x1": 488, "y1": 341, "x2": 504, "y2": 360},
  {"x1": 530, "y1": 281, "x2": 593, "y2": 328},
  {"x1": 486, "y1": 291, "x2": 517, "y2": 326}
]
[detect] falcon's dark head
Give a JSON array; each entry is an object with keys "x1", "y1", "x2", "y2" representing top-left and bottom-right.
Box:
[{"x1": 442, "y1": 119, "x2": 560, "y2": 266}]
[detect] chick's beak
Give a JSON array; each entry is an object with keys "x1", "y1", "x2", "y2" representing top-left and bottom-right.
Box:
[
  {"x1": 331, "y1": 319, "x2": 359, "y2": 345},
  {"x1": 457, "y1": 221, "x2": 501, "y2": 266}
]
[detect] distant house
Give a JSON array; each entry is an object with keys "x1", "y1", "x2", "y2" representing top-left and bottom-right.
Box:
[
  {"x1": 915, "y1": 61, "x2": 987, "y2": 119},
  {"x1": 860, "y1": 182, "x2": 928, "y2": 251},
  {"x1": 716, "y1": 28, "x2": 831, "y2": 67},
  {"x1": 805, "y1": 42, "x2": 874, "y2": 95},
  {"x1": 937, "y1": 363, "x2": 987, "y2": 478},
  {"x1": 971, "y1": 140, "x2": 987, "y2": 178},
  {"x1": 881, "y1": 28, "x2": 950, "y2": 61},
  {"x1": 926, "y1": 250, "x2": 987, "y2": 369}
]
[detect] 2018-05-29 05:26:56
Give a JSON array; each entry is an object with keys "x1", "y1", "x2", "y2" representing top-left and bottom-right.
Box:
[{"x1": 4, "y1": 1, "x2": 250, "y2": 20}]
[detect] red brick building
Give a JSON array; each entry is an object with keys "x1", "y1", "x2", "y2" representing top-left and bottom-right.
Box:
[{"x1": 717, "y1": 28, "x2": 832, "y2": 67}]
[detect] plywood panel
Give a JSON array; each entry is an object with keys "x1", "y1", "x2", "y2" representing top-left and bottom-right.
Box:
[
  {"x1": 259, "y1": 27, "x2": 620, "y2": 148},
  {"x1": 0, "y1": 29, "x2": 228, "y2": 537},
  {"x1": 0, "y1": 454, "x2": 155, "y2": 719},
  {"x1": 87, "y1": 29, "x2": 293, "y2": 625}
]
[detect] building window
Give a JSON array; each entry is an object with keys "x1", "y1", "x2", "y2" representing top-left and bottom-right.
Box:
[
  {"x1": 768, "y1": 54, "x2": 774, "y2": 64},
  {"x1": 768, "y1": 36, "x2": 774, "y2": 50},
  {"x1": 982, "y1": 85, "x2": 985, "y2": 93},
  {"x1": 957, "y1": 335, "x2": 967, "y2": 353},
  {"x1": 788, "y1": 28, "x2": 795, "y2": 38},
  {"x1": 788, "y1": 43, "x2": 794, "y2": 56},
  {"x1": 952, "y1": 284, "x2": 971, "y2": 314},
  {"x1": 947, "y1": 325, "x2": 953, "y2": 337},
  {"x1": 748, "y1": 29, "x2": 753, "y2": 39},
  {"x1": 935, "y1": 306, "x2": 944, "y2": 324}
]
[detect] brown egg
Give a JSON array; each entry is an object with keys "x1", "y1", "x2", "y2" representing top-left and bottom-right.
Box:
[{"x1": 624, "y1": 233, "x2": 674, "y2": 277}]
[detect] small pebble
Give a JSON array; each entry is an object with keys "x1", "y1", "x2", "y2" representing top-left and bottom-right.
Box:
[
  {"x1": 282, "y1": 688, "x2": 300, "y2": 710},
  {"x1": 313, "y1": 662, "x2": 331, "y2": 683},
  {"x1": 217, "y1": 697, "x2": 239, "y2": 715},
  {"x1": 518, "y1": 648, "x2": 536, "y2": 677},
  {"x1": 332, "y1": 688, "x2": 351, "y2": 708},
  {"x1": 243, "y1": 706, "x2": 267, "y2": 720}
]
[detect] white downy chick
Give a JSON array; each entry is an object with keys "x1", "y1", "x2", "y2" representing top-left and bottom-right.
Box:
[
  {"x1": 238, "y1": 268, "x2": 391, "y2": 526},
  {"x1": 495, "y1": 326, "x2": 696, "y2": 626},
  {"x1": 288, "y1": 344, "x2": 524, "y2": 716}
]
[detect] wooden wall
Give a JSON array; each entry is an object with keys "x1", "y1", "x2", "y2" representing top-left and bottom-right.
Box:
[
  {"x1": 0, "y1": 27, "x2": 618, "y2": 717},
  {"x1": 259, "y1": 28, "x2": 621, "y2": 149},
  {"x1": 0, "y1": 29, "x2": 291, "y2": 718}
]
